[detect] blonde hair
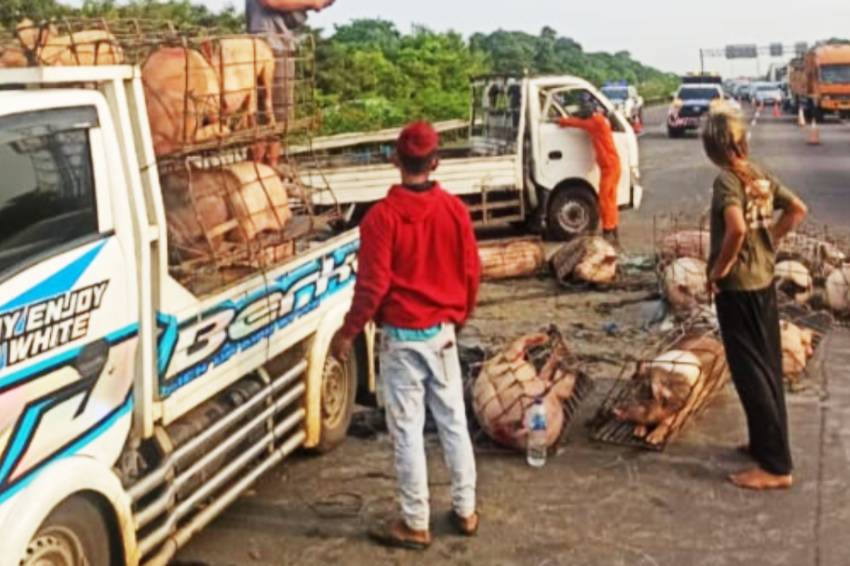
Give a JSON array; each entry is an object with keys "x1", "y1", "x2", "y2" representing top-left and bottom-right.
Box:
[{"x1": 702, "y1": 101, "x2": 756, "y2": 188}]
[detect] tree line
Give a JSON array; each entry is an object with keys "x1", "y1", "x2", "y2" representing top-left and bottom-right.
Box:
[{"x1": 1, "y1": 1, "x2": 679, "y2": 135}]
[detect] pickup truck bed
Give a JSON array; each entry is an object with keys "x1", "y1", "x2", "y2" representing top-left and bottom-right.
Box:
[{"x1": 302, "y1": 153, "x2": 520, "y2": 206}]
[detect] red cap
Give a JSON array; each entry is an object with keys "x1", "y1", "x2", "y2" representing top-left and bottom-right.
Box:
[{"x1": 396, "y1": 121, "x2": 439, "y2": 159}]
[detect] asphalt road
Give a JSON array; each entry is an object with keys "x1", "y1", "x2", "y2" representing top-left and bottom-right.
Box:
[
  {"x1": 627, "y1": 103, "x2": 850, "y2": 234},
  {"x1": 175, "y1": 104, "x2": 850, "y2": 566}
]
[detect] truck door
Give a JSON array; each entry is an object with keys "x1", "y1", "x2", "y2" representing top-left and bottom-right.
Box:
[
  {"x1": 0, "y1": 103, "x2": 138, "y2": 501},
  {"x1": 535, "y1": 87, "x2": 632, "y2": 206}
]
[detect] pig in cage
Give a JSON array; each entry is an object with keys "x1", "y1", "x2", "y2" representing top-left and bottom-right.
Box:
[
  {"x1": 157, "y1": 149, "x2": 337, "y2": 297},
  {"x1": 653, "y1": 212, "x2": 711, "y2": 265},
  {"x1": 1, "y1": 18, "x2": 317, "y2": 159},
  {"x1": 468, "y1": 326, "x2": 595, "y2": 453},
  {"x1": 587, "y1": 321, "x2": 730, "y2": 451},
  {"x1": 551, "y1": 235, "x2": 652, "y2": 292},
  {"x1": 140, "y1": 32, "x2": 316, "y2": 158}
]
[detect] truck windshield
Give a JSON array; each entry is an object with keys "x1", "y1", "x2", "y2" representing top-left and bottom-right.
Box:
[
  {"x1": 0, "y1": 108, "x2": 99, "y2": 276},
  {"x1": 679, "y1": 88, "x2": 720, "y2": 100},
  {"x1": 602, "y1": 87, "x2": 628, "y2": 101},
  {"x1": 821, "y1": 65, "x2": 850, "y2": 84}
]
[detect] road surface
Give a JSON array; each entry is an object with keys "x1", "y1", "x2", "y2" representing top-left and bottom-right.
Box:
[{"x1": 176, "y1": 106, "x2": 850, "y2": 566}]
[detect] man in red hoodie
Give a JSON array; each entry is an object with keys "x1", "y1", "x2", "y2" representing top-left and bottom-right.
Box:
[{"x1": 330, "y1": 121, "x2": 480, "y2": 550}]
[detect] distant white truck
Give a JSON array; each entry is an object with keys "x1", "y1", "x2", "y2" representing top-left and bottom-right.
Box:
[
  {"x1": 0, "y1": 65, "x2": 372, "y2": 565},
  {"x1": 299, "y1": 75, "x2": 644, "y2": 241},
  {"x1": 601, "y1": 81, "x2": 645, "y2": 125}
]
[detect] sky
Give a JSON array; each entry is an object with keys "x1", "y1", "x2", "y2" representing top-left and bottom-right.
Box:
[{"x1": 66, "y1": 0, "x2": 850, "y2": 75}]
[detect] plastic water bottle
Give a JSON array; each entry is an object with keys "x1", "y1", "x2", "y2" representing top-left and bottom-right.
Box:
[{"x1": 526, "y1": 399, "x2": 548, "y2": 468}]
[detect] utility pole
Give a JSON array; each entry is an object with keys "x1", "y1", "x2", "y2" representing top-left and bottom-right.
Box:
[{"x1": 699, "y1": 49, "x2": 705, "y2": 74}]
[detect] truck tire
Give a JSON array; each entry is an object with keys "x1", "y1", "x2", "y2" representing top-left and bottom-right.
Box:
[
  {"x1": 547, "y1": 186, "x2": 599, "y2": 241},
  {"x1": 21, "y1": 495, "x2": 116, "y2": 566},
  {"x1": 313, "y1": 353, "x2": 358, "y2": 453}
]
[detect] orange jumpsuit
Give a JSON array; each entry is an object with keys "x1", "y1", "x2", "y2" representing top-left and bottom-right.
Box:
[{"x1": 559, "y1": 114, "x2": 622, "y2": 231}]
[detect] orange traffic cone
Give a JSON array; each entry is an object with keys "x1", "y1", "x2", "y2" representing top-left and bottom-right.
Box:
[
  {"x1": 773, "y1": 102, "x2": 781, "y2": 118},
  {"x1": 633, "y1": 116, "x2": 643, "y2": 134},
  {"x1": 807, "y1": 115, "x2": 821, "y2": 145},
  {"x1": 797, "y1": 106, "x2": 806, "y2": 127}
]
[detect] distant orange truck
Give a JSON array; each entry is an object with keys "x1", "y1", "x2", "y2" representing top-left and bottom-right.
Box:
[{"x1": 789, "y1": 43, "x2": 850, "y2": 120}]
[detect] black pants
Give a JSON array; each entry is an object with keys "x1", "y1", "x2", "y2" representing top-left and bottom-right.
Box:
[{"x1": 715, "y1": 285, "x2": 793, "y2": 475}]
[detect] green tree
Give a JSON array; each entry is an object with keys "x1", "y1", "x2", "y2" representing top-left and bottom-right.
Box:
[{"x1": 3, "y1": 4, "x2": 679, "y2": 133}]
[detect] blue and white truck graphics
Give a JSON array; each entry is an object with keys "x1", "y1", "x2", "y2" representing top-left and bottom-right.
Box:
[{"x1": 0, "y1": 66, "x2": 366, "y2": 566}]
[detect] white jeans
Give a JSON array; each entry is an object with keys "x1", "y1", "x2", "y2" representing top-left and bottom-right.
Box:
[{"x1": 380, "y1": 324, "x2": 477, "y2": 531}]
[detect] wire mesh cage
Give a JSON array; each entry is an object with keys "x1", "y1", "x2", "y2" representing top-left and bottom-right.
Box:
[
  {"x1": 779, "y1": 302, "x2": 833, "y2": 391},
  {"x1": 478, "y1": 236, "x2": 545, "y2": 281},
  {"x1": 778, "y1": 221, "x2": 849, "y2": 280},
  {"x1": 467, "y1": 326, "x2": 594, "y2": 452},
  {"x1": 469, "y1": 76, "x2": 523, "y2": 156},
  {"x1": 587, "y1": 321, "x2": 730, "y2": 451},
  {"x1": 2, "y1": 18, "x2": 318, "y2": 157},
  {"x1": 157, "y1": 148, "x2": 339, "y2": 296},
  {"x1": 653, "y1": 212, "x2": 711, "y2": 264},
  {"x1": 652, "y1": 214, "x2": 714, "y2": 318},
  {"x1": 0, "y1": 17, "x2": 344, "y2": 296}
]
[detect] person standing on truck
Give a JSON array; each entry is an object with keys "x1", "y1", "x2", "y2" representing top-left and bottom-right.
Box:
[
  {"x1": 246, "y1": 0, "x2": 334, "y2": 127},
  {"x1": 558, "y1": 103, "x2": 622, "y2": 244},
  {"x1": 703, "y1": 103, "x2": 807, "y2": 491},
  {"x1": 330, "y1": 121, "x2": 481, "y2": 550}
]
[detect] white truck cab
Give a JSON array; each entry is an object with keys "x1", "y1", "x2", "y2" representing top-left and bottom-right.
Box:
[
  {"x1": 300, "y1": 74, "x2": 643, "y2": 241},
  {"x1": 0, "y1": 65, "x2": 367, "y2": 566},
  {"x1": 529, "y1": 76, "x2": 642, "y2": 238},
  {"x1": 601, "y1": 81, "x2": 645, "y2": 125}
]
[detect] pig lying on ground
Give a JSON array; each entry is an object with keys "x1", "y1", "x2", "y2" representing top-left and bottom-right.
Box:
[
  {"x1": 780, "y1": 320, "x2": 815, "y2": 381},
  {"x1": 779, "y1": 232, "x2": 846, "y2": 278},
  {"x1": 614, "y1": 335, "x2": 728, "y2": 446},
  {"x1": 659, "y1": 230, "x2": 711, "y2": 262},
  {"x1": 826, "y1": 265, "x2": 850, "y2": 315},
  {"x1": 775, "y1": 260, "x2": 813, "y2": 305},
  {"x1": 662, "y1": 257, "x2": 710, "y2": 314},
  {"x1": 551, "y1": 236, "x2": 619, "y2": 285},
  {"x1": 479, "y1": 239, "x2": 545, "y2": 281},
  {"x1": 473, "y1": 333, "x2": 577, "y2": 451}
]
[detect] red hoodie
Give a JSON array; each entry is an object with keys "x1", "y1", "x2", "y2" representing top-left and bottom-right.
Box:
[{"x1": 338, "y1": 183, "x2": 480, "y2": 340}]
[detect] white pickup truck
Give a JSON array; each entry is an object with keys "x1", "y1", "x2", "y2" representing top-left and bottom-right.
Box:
[
  {"x1": 300, "y1": 75, "x2": 644, "y2": 240},
  {"x1": 0, "y1": 65, "x2": 371, "y2": 565}
]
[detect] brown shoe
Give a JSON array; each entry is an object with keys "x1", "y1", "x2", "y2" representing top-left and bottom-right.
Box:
[
  {"x1": 369, "y1": 518, "x2": 431, "y2": 550},
  {"x1": 450, "y1": 511, "x2": 479, "y2": 537}
]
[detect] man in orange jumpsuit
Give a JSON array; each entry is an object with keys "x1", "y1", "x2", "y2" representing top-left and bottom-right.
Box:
[{"x1": 559, "y1": 105, "x2": 622, "y2": 243}]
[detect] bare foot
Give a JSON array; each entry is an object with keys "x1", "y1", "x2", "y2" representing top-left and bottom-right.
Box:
[{"x1": 729, "y1": 468, "x2": 793, "y2": 491}]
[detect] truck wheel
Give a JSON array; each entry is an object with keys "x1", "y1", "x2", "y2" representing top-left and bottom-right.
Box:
[
  {"x1": 21, "y1": 495, "x2": 115, "y2": 566},
  {"x1": 547, "y1": 187, "x2": 599, "y2": 241},
  {"x1": 313, "y1": 353, "x2": 357, "y2": 453}
]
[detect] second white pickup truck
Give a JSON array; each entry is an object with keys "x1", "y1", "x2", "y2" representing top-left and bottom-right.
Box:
[{"x1": 299, "y1": 75, "x2": 644, "y2": 240}]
